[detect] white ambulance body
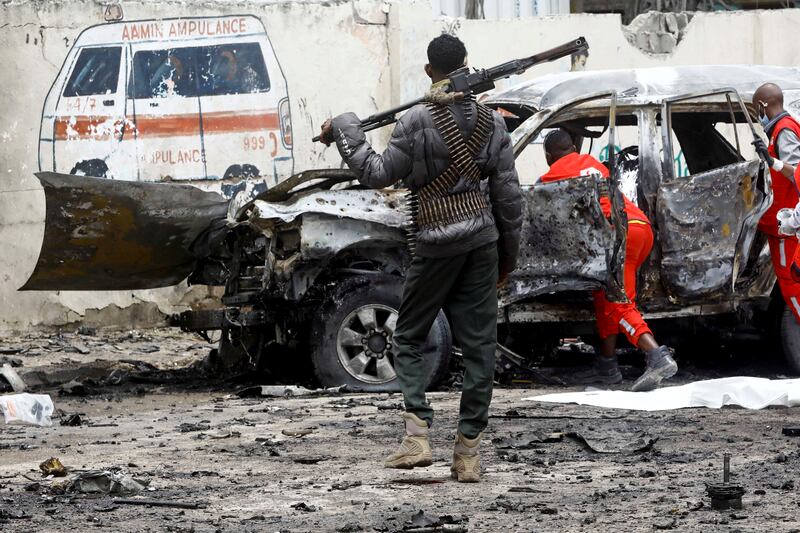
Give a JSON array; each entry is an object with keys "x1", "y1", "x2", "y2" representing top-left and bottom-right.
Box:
[{"x1": 39, "y1": 15, "x2": 293, "y2": 191}]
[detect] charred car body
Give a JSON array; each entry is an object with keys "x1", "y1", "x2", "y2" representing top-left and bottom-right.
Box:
[{"x1": 23, "y1": 65, "x2": 800, "y2": 390}]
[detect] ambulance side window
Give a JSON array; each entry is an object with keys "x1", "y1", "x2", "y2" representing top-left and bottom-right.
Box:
[
  {"x1": 197, "y1": 43, "x2": 270, "y2": 96},
  {"x1": 130, "y1": 48, "x2": 198, "y2": 99},
  {"x1": 63, "y1": 47, "x2": 121, "y2": 97}
]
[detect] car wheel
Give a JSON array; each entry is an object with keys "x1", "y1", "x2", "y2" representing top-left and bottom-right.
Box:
[
  {"x1": 70, "y1": 159, "x2": 109, "y2": 178},
  {"x1": 780, "y1": 306, "x2": 800, "y2": 374},
  {"x1": 310, "y1": 275, "x2": 452, "y2": 392}
]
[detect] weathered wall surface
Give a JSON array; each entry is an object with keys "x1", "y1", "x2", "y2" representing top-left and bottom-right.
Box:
[
  {"x1": 2, "y1": 0, "x2": 800, "y2": 331},
  {"x1": 0, "y1": 0, "x2": 390, "y2": 331}
]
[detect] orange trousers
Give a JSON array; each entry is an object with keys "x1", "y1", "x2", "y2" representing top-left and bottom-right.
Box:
[
  {"x1": 593, "y1": 221, "x2": 654, "y2": 346},
  {"x1": 768, "y1": 235, "x2": 800, "y2": 321}
]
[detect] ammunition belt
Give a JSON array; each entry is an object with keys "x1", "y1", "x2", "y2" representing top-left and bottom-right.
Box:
[
  {"x1": 405, "y1": 101, "x2": 494, "y2": 253},
  {"x1": 417, "y1": 190, "x2": 488, "y2": 228},
  {"x1": 418, "y1": 102, "x2": 494, "y2": 202}
]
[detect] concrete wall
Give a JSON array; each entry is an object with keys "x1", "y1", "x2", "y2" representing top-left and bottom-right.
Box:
[
  {"x1": 2, "y1": 0, "x2": 800, "y2": 331},
  {"x1": 0, "y1": 0, "x2": 390, "y2": 331}
]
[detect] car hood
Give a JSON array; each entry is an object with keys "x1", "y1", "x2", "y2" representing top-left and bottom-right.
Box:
[{"x1": 245, "y1": 188, "x2": 410, "y2": 228}]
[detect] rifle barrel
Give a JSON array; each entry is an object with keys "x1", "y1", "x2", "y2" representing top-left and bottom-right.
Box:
[{"x1": 313, "y1": 37, "x2": 587, "y2": 142}]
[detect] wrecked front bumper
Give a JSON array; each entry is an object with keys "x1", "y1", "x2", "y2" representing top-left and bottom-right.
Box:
[{"x1": 169, "y1": 307, "x2": 274, "y2": 331}]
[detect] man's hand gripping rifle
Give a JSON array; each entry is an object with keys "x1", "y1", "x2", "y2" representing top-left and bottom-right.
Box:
[{"x1": 314, "y1": 37, "x2": 588, "y2": 144}]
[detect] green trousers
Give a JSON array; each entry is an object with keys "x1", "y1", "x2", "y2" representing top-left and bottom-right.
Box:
[{"x1": 392, "y1": 241, "x2": 499, "y2": 438}]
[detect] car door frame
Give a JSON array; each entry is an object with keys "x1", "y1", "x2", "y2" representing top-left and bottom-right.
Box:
[
  {"x1": 502, "y1": 91, "x2": 628, "y2": 305},
  {"x1": 658, "y1": 87, "x2": 772, "y2": 300}
]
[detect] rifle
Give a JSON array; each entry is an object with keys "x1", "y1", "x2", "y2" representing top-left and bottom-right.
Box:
[{"x1": 313, "y1": 36, "x2": 588, "y2": 142}]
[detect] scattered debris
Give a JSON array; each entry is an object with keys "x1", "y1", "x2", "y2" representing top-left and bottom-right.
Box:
[
  {"x1": 507, "y1": 486, "x2": 550, "y2": 494},
  {"x1": 137, "y1": 345, "x2": 160, "y2": 354},
  {"x1": 291, "y1": 502, "x2": 317, "y2": 512},
  {"x1": 706, "y1": 454, "x2": 745, "y2": 511},
  {"x1": 70, "y1": 469, "x2": 148, "y2": 495},
  {"x1": 114, "y1": 498, "x2": 204, "y2": 509},
  {"x1": 0, "y1": 508, "x2": 30, "y2": 520},
  {"x1": 198, "y1": 429, "x2": 240, "y2": 439},
  {"x1": 492, "y1": 431, "x2": 563, "y2": 449},
  {"x1": 0, "y1": 346, "x2": 22, "y2": 355},
  {"x1": 293, "y1": 455, "x2": 332, "y2": 464},
  {"x1": 177, "y1": 421, "x2": 211, "y2": 433},
  {"x1": 58, "y1": 380, "x2": 89, "y2": 396},
  {"x1": 331, "y1": 480, "x2": 362, "y2": 491},
  {"x1": 488, "y1": 495, "x2": 528, "y2": 512},
  {"x1": 403, "y1": 511, "x2": 468, "y2": 532},
  {"x1": 60, "y1": 414, "x2": 83, "y2": 426},
  {"x1": 567, "y1": 429, "x2": 657, "y2": 454},
  {"x1": 69, "y1": 341, "x2": 91, "y2": 355},
  {"x1": 282, "y1": 429, "x2": 313, "y2": 438},
  {"x1": 0, "y1": 356, "x2": 22, "y2": 367},
  {"x1": 0, "y1": 364, "x2": 26, "y2": 393},
  {"x1": 782, "y1": 426, "x2": 800, "y2": 437},
  {"x1": 237, "y1": 384, "x2": 348, "y2": 398},
  {"x1": 39, "y1": 457, "x2": 68, "y2": 477},
  {"x1": 0, "y1": 394, "x2": 55, "y2": 426}
]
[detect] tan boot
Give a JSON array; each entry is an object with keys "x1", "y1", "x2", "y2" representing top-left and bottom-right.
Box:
[
  {"x1": 383, "y1": 412, "x2": 432, "y2": 469},
  {"x1": 451, "y1": 432, "x2": 482, "y2": 483}
]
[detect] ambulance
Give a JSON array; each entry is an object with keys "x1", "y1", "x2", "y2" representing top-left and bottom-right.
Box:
[{"x1": 38, "y1": 15, "x2": 293, "y2": 190}]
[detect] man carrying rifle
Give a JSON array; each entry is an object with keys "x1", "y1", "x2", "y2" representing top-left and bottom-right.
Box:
[{"x1": 319, "y1": 34, "x2": 523, "y2": 483}]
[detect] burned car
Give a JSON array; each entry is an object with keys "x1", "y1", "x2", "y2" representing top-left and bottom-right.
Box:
[{"x1": 23, "y1": 65, "x2": 800, "y2": 390}]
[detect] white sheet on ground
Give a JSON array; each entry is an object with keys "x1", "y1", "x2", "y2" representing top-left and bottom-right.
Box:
[{"x1": 525, "y1": 377, "x2": 800, "y2": 411}]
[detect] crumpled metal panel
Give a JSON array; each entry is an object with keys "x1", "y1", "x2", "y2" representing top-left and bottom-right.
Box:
[
  {"x1": 248, "y1": 188, "x2": 410, "y2": 228},
  {"x1": 298, "y1": 214, "x2": 406, "y2": 261},
  {"x1": 503, "y1": 175, "x2": 616, "y2": 305},
  {"x1": 21, "y1": 172, "x2": 228, "y2": 291},
  {"x1": 656, "y1": 159, "x2": 765, "y2": 301}
]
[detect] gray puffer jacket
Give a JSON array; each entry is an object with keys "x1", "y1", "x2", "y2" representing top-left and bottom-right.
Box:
[{"x1": 330, "y1": 99, "x2": 522, "y2": 273}]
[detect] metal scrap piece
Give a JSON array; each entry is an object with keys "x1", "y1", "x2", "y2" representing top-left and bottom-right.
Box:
[{"x1": 22, "y1": 172, "x2": 228, "y2": 291}]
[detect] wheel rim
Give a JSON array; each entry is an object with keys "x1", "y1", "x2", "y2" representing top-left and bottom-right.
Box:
[{"x1": 336, "y1": 304, "x2": 399, "y2": 384}]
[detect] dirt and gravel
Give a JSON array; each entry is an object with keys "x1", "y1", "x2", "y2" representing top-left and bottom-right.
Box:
[{"x1": 1, "y1": 329, "x2": 800, "y2": 532}]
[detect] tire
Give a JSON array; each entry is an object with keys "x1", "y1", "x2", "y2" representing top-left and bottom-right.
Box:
[
  {"x1": 779, "y1": 305, "x2": 800, "y2": 374},
  {"x1": 70, "y1": 159, "x2": 108, "y2": 178},
  {"x1": 310, "y1": 275, "x2": 452, "y2": 392}
]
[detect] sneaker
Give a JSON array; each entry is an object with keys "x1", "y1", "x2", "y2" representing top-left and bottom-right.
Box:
[
  {"x1": 451, "y1": 432, "x2": 482, "y2": 483},
  {"x1": 384, "y1": 412, "x2": 432, "y2": 469},
  {"x1": 573, "y1": 355, "x2": 623, "y2": 385},
  {"x1": 631, "y1": 346, "x2": 678, "y2": 392}
]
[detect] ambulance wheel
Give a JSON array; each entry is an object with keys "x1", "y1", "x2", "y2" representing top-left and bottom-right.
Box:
[
  {"x1": 310, "y1": 275, "x2": 452, "y2": 392},
  {"x1": 224, "y1": 164, "x2": 260, "y2": 180},
  {"x1": 70, "y1": 159, "x2": 108, "y2": 178},
  {"x1": 780, "y1": 305, "x2": 800, "y2": 374}
]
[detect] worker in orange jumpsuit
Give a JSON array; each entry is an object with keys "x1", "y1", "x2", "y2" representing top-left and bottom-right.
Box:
[
  {"x1": 752, "y1": 84, "x2": 800, "y2": 319},
  {"x1": 540, "y1": 129, "x2": 677, "y2": 391}
]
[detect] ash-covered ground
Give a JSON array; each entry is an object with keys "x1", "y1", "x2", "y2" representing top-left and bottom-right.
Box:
[{"x1": 0, "y1": 329, "x2": 799, "y2": 532}]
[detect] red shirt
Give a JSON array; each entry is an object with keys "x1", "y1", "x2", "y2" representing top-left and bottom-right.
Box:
[{"x1": 540, "y1": 152, "x2": 649, "y2": 224}]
